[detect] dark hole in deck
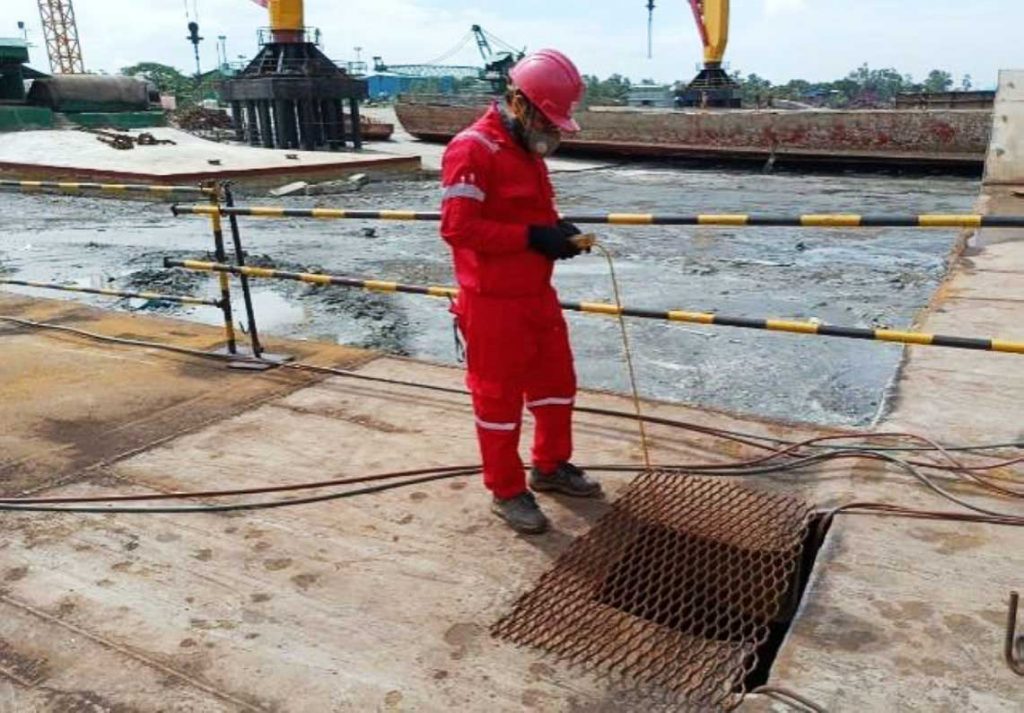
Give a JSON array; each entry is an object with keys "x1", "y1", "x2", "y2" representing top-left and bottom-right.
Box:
[
  {"x1": 744, "y1": 512, "x2": 832, "y2": 689},
  {"x1": 594, "y1": 511, "x2": 831, "y2": 692},
  {"x1": 597, "y1": 522, "x2": 767, "y2": 643}
]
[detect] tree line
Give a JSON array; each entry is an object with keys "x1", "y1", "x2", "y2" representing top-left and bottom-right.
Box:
[
  {"x1": 121, "y1": 60, "x2": 979, "y2": 110},
  {"x1": 583, "y1": 65, "x2": 977, "y2": 108},
  {"x1": 120, "y1": 62, "x2": 223, "y2": 107}
]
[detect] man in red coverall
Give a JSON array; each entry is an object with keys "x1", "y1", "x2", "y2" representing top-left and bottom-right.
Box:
[{"x1": 440, "y1": 49, "x2": 602, "y2": 535}]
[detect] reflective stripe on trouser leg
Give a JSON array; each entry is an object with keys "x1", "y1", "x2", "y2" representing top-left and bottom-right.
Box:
[
  {"x1": 525, "y1": 300, "x2": 577, "y2": 474},
  {"x1": 472, "y1": 391, "x2": 527, "y2": 500},
  {"x1": 527, "y1": 398, "x2": 574, "y2": 474}
]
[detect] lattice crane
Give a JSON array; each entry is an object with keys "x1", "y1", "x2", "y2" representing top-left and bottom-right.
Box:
[{"x1": 37, "y1": 0, "x2": 85, "y2": 74}]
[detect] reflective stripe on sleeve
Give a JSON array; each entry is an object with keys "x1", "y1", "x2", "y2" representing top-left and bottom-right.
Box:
[{"x1": 442, "y1": 183, "x2": 486, "y2": 202}]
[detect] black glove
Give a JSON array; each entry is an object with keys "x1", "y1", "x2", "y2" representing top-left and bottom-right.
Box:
[
  {"x1": 557, "y1": 219, "x2": 581, "y2": 237},
  {"x1": 528, "y1": 225, "x2": 582, "y2": 261}
]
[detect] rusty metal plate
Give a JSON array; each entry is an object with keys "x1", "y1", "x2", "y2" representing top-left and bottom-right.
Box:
[{"x1": 493, "y1": 472, "x2": 815, "y2": 711}]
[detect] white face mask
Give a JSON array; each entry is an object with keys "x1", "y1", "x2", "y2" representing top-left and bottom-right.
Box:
[
  {"x1": 502, "y1": 95, "x2": 564, "y2": 157},
  {"x1": 527, "y1": 128, "x2": 562, "y2": 157}
]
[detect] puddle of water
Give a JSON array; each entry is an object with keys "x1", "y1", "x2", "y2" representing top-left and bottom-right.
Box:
[{"x1": 244, "y1": 289, "x2": 307, "y2": 331}]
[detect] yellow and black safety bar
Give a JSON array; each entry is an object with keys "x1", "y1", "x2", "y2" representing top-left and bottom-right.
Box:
[
  {"x1": 165, "y1": 258, "x2": 459, "y2": 299},
  {"x1": 170, "y1": 204, "x2": 1024, "y2": 229},
  {"x1": 0, "y1": 180, "x2": 212, "y2": 197},
  {"x1": 0, "y1": 278, "x2": 221, "y2": 307},
  {"x1": 172, "y1": 204, "x2": 436, "y2": 222},
  {"x1": 163, "y1": 259, "x2": 1024, "y2": 355}
]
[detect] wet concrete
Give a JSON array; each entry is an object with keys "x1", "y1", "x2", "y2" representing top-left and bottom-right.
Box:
[{"x1": 0, "y1": 164, "x2": 979, "y2": 428}]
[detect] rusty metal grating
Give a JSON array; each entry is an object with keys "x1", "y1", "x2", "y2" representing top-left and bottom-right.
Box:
[{"x1": 492, "y1": 472, "x2": 815, "y2": 711}]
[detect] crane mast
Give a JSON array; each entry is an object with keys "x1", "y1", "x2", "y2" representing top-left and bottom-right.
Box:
[
  {"x1": 36, "y1": 0, "x2": 85, "y2": 74},
  {"x1": 269, "y1": 0, "x2": 305, "y2": 44}
]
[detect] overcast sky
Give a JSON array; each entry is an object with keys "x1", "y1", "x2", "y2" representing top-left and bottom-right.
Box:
[{"x1": 5, "y1": 0, "x2": 1017, "y2": 87}]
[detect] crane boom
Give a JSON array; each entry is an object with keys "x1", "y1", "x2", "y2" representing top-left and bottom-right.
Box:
[
  {"x1": 687, "y1": 1, "x2": 709, "y2": 49},
  {"x1": 690, "y1": 0, "x2": 729, "y2": 65},
  {"x1": 471, "y1": 25, "x2": 494, "y2": 62},
  {"x1": 36, "y1": 0, "x2": 85, "y2": 74},
  {"x1": 646, "y1": 1, "x2": 728, "y2": 65}
]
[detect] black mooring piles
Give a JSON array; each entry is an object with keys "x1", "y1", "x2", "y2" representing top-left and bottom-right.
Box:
[{"x1": 221, "y1": 34, "x2": 367, "y2": 152}]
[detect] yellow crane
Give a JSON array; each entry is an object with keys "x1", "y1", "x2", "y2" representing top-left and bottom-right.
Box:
[
  {"x1": 688, "y1": 0, "x2": 729, "y2": 67},
  {"x1": 267, "y1": 0, "x2": 305, "y2": 43},
  {"x1": 647, "y1": 0, "x2": 740, "y2": 107}
]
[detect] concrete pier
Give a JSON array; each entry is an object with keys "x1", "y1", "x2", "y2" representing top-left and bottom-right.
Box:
[{"x1": 0, "y1": 73, "x2": 1022, "y2": 712}]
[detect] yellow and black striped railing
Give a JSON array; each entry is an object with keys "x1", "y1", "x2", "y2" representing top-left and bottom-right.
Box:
[
  {"x1": 1, "y1": 180, "x2": 212, "y2": 197},
  {"x1": 163, "y1": 259, "x2": 1024, "y2": 355},
  {"x1": 172, "y1": 204, "x2": 440, "y2": 222},
  {"x1": 0, "y1": 279, "x2": 222, "y2": 307},
  {"x1": 170, "y1": 204, "x2": 1024, "y2": 229},
  {"x1": 165, "y1": 259, "x2": 459, "y2": 299}
]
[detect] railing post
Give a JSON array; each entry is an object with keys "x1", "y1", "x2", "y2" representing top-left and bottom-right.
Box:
[
  {"x1": 223, "y1": 183, "x2": 264, "y2": 358},
  {"x1": 205, "y1": 183, "x2": 237, "y2": 355}
]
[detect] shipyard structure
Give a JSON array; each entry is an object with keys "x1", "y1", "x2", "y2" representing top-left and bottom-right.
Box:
[{"x1": 221, "y1": 0, "x2": 368, "y2": 151}]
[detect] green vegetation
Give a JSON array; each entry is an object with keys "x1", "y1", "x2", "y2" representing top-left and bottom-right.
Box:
[
  {"x1": 582, "y1": 74, "x2": 633, "y2": 106},
  {"x1": 120, "y1": 62, "x2": 222, "y2": 107}
]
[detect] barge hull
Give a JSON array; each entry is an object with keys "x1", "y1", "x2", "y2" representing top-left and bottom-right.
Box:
[{"x1": 396, "y1": 102, "x2": 991, "y2": 169}]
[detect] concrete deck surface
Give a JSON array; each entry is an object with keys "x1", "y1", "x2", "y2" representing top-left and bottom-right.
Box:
[
  {"x1": 0, "y1": 128, "x2": 419, "y2": 187},
  {"x1": 2, "y1": 279, "x2": 1023, "y2": 711},
  {"x1": 0, "y1": 294, "x2": 838, "y2": 711}
]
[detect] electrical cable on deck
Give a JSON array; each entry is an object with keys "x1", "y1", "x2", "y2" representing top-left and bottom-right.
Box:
[{"x1": 3, "y1": 313, "x2": 1024, "y2": 524}]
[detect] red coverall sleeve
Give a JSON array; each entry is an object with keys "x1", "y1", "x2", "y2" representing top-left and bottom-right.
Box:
[{"x1": 440, "y1": 138, "x2": 529, "y2": 254}]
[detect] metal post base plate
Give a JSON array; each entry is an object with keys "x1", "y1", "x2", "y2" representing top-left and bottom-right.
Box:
[{"x1": 210, "y1": 345, "x2": 295, "y2": 371}]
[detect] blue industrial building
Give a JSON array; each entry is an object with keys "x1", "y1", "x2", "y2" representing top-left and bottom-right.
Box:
[{"x1": 366, "y1": 73, "x2": 456, "y2": 101}]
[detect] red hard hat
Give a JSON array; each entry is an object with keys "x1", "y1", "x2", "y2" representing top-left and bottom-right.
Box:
[{"x1": 508, "y1": 49, "x2": 585, "y2": 133}]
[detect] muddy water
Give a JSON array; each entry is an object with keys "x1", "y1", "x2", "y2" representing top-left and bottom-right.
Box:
[{"x1": 0, "y1": 166, "x2": 979, "y2": 426}]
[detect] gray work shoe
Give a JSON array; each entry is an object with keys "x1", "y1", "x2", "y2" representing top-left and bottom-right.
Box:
[
  {"x1": 529, "y1": 462, "x2": 603, "y2": 498},
  {"x1": 491, "y1": 491, "x2": 550, "y2": 534}
]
